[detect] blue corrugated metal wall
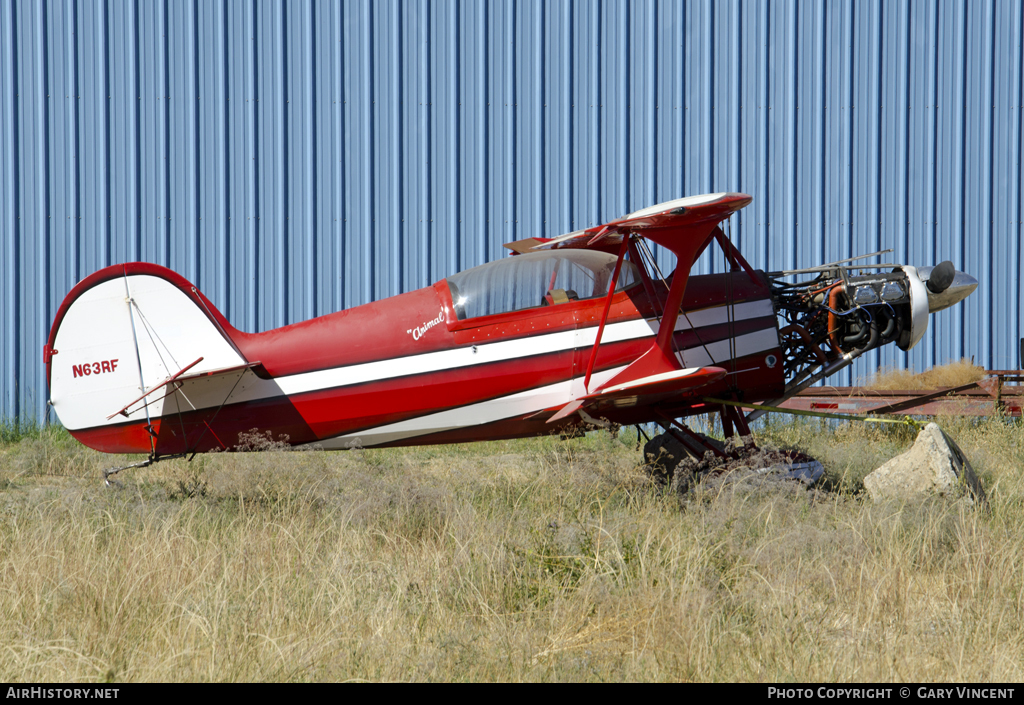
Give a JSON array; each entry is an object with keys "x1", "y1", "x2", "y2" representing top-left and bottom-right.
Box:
[{"x1": 2, "y1": 0, "x2": 1022, "y2": 423}]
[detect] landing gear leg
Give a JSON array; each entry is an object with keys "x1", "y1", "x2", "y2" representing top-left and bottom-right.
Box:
[
  {"x1": 642, "y1": 404, "x2": 758, "y2": 493},
  {"x1": 719, "y1": 403, "x2": 756, "y2": 454},
  {"x1": 643, "y1": 418, "x2": 727, "y2": 493}
]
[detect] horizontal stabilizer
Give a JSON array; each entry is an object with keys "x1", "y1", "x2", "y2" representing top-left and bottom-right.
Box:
[
  {"x1": 174, "y1": 360, "x2": 263, "y2": 383},
  {"x1": 107, "y1": 360, "x2": 262, "y2": 420}
]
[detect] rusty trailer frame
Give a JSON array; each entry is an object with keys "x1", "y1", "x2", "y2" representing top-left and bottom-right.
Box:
[{"x1": 779, "y1": 371, "x2": 1024, "y2": 418}]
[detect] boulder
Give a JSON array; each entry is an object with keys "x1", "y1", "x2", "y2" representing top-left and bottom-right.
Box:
[{"x1": 862, "y1": 423, "x2": 986, "y2": 506}]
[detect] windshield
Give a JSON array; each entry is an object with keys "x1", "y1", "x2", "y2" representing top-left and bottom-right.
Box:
[{"x1": 446, "y1": 250, "x2": 639, "y2": 320}]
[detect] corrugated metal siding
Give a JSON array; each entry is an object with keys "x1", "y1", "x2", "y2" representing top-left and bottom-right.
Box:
[{"x1": 2, "y1": 0, "x2": 1022, "y2": 423}]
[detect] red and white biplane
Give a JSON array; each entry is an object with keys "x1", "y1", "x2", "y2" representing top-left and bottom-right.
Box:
[{"x1": 45, "y1": 193, "x2": 976, "y2": 473}]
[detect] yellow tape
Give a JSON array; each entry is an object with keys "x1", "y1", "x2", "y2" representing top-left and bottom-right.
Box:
[{"x1": 703, "y1": 397, "x2": 925, "y2": 431}]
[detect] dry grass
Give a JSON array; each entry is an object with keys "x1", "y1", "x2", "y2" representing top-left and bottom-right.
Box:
[
  {"x1": 864, "y1": 359, "x2": 987, "y2": 390},
  {"x1": 1, "y1": 417, "x2": 1024, "y2": 682}
]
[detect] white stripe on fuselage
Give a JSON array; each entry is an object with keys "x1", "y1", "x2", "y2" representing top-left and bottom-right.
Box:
[
  {"x1": 676, "y1": 328, "x2": 780, "y2": 368},
  {"x1": 269, "y1": 298, "x2": 773, "y2": 398},
  {"x1": 314, "y1": 365, "x2": 630, "y2": 449},
  {"x1": 310, "y1": 303, "x2": 780, "y2": 448},
  {"x1": 126, "y1": 298, "x2": 775, "y2": 425},
  {"x1": 275, "y1": 319, "x2": 648, "y2": 398},
  {"x1": 677, "y1": 299, "x2": 774, "y2": 331}
]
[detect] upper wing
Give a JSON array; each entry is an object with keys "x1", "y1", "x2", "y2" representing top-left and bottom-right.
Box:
[
  {"x1": 511, "y1": 193, "x2": 752, "y2": 425},
  {"x1": 503, "y1": 193, "x2": 752, "y2": 256}
]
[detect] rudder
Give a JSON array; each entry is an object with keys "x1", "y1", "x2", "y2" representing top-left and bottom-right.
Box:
[{"x1": 46, "y1": 263, "x2": 246, "y2": 452}]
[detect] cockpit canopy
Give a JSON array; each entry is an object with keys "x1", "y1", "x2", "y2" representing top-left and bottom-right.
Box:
[{"x1": 446, "y1": 249, "x2": 640, "y2": 320}]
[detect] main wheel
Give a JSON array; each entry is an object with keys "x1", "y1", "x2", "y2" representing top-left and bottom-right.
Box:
[{"x1": 642, "y1": 433, "x2": 691, "y2": 486}]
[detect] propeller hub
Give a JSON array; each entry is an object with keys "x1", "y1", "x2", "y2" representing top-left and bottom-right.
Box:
[{"x1": 915, "y1": 263, "x2": 978, "y2": 313}]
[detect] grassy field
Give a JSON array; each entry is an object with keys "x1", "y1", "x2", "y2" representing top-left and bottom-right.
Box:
[{"x1": 1, "y1": 415, "x2": 1023, "y2": 682}]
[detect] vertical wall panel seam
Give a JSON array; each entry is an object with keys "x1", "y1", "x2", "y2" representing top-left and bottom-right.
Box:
[
  {"x1": 566, "y1": 0, "x2": 572, "y2": 230},
  {"x1": 510, "y1": 0, "x2": 516, "y2": 240},
  {"x1": 198, "y1": 0, "x2": 206, "y2": 295},
  {"x1": 846, "y1": 1, "x2": 853, "y2": 264},
  {"x1": 163, "y1": 0, "x2": 170, "y2": 266},
  {"x1": 368, "y1": 0, "x2": 375, "y2": 300},
  {"x1": 101, "y1": 0, "x2": 109, "y2": 266},
  {"x1": 818, "y1": 2, "x2": 825, "y2": 261},
  {"x1": 839, "y1": 2, "x2": 848, "y2": 369},
  {"x1": 866, "y1": 0, "x2": 880, "y2": 376},
  {"x1": 482, "y1": 0, "x2": 488, "y2": 241},
  {"x1": 8, "y1": 0, "x2": 20, "y2": 419},
  {"x1": 986, "y1": 0, "x2": 995, "y2": 368},
  {"x1": 732, "y1": 0, "x2": 739, "y2": 227},
  {"x1": 538, "y1": 1, "x2": 545, "y2": 231},
  {"x1": 280, "y1": 0, "x2": 288, "y2": 325},
  {"x1": 40, "y1": 0, "x2": 51, "y2": 418},
  {"x1": 704, "y1": 0, "x2": 712, "y2": 191},
  {"x1": 873, "y1": 0, "x2": 881, "y2": 256},
  {"x1": 1018, "y1": 0, "x2": 1024, "y2": 364},
  {"x1": 218, "y1": 0, "x2": 227, "y2": 310},
  {"x1": 251, "y1": 0, "x2": 259, "y2": 328},
  {"x1": 595, "y1": 0, "x2": 601, "y2": 221},
  {"x1": 453, "y1": 2, "x2": 460, "y2": 270},
  {"x1": 789, "y1": 0, "x2": 797, "y2": 264},
  {"x1": 682, "y1": 0, "x2": 689, "y2": 204},
  {"x1": 954, "y1": 0, "x2": 962, "y2": 352},
  {"x1": 132, "y1": 0, "x2": 140, "y2": 259},
  {"x1": 336, "y1": 2, "x2": 345, "y2": 311},
  {"x1": 931, "y1": 1, "x2": 939, "y2": 284},
  {"x1": 71, "y1": 0, "x2": 80, "y2": 283},
  {"x1": 425, "y1": 2, "x2": 432, "y2": 280},
  {"x1": 901, "y1": 0, "x2": 909, "y2": 270},
  {"x1": 397, "y1": 1, "x2": 404, "y2": 286},
  {"x1": 622, "y1": 0, "x2": 629, "y2": 211},
  {"x1": 652, "y1": 0, "x2": 658, "y2": 209},
  {"x1": 309, "y1": 0, "x2": 317, "y2": 318},
  {"x1": 759, "y1": 0, "x2": 766, "y2": 264},
  {"x1": 398, "y1": 0, "x2": 405, "y2": 284}
]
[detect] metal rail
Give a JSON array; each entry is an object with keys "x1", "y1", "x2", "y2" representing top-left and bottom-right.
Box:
[{"x1": 778, "y1": 370, "x2": 1024, "y2": 417}]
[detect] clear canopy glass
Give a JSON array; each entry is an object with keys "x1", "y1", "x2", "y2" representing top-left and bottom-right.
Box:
[{"x1": 446, "y1": 249, "x2": 639, "y2": 320}]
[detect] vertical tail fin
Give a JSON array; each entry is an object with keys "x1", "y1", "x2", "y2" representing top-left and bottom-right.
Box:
[{"x1": 46, "y1": 263, "x2": 245, "y2": 451}]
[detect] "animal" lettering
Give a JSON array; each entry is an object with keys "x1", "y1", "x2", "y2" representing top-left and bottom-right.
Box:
[{"x1": 407, "y1": 310, "x2": 445, "y2": 341}]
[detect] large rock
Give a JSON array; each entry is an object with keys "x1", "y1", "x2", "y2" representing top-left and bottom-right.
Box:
[{"x1": 863, "y1": 423, "x2": 986, "y2": 506}]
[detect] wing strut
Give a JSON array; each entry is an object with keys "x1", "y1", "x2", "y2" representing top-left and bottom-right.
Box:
[
  {"x1": 106, "y1": 357, "x2": 204, "y2": 420},
  {"x1": 583, "y1": 234, "x2": 629, "y2": 392}
]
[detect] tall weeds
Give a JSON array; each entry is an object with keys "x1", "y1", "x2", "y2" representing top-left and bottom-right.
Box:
[{"x1": 1, "y1": 419, "x2": 1022, "y2": 681}]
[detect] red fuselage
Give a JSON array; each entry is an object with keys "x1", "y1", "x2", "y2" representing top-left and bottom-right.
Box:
[{"x1": 50, "y1": 260, "x2": 783, "y2": 455}]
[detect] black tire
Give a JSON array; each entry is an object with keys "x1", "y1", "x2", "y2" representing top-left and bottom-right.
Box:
[{"x1": 642, "y1": 433, "x2": 690, "y2": 486}]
